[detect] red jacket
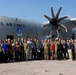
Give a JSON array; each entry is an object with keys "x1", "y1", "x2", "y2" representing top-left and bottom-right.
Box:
[{"x1": 50, "y1": 43, "x2": 54, "y2": 51}]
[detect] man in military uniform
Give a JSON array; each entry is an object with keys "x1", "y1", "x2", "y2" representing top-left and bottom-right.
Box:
[
  {"x1": 44, "y1": 39, "x2": 49, "y2": 60},
  {"x1": 24, "y1": 39, "x2": 30, "y2": 61},
  {"x1": 54, "y1": 38, "x2": 58, "y2": 60},
  {"x1": 47, "y1": 39, "x2": 51, "y2": 60}
]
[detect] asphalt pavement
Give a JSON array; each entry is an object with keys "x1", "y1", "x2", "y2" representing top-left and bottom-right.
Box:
[{"x1": 0, "y1": 60, "x2": 76, "y2": 75}]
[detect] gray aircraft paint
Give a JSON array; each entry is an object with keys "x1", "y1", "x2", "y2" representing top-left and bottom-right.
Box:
[
  {"x1": 0, "y1": 16, "x2": 76, "y2": 40},
  {"x1": 0, "y1": 16, "x2": 50, "y2": 40}
]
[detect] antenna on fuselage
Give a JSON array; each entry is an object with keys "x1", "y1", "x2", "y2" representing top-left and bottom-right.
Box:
[{"x1": 16, "y1": 18, "x2": 18, "y2": 21}]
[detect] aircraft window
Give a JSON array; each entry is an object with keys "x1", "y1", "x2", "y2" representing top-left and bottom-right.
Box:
[
  {"x1": 6, "y1": 35, "x2": 14, "y2": 40},
  {"x1": 71, "y1": 33, "x2": 75, "y2": 40},
  {"x1": 1, "y1": 22, "x2": 3, "y2": 26},
  {"x1": 43, "y1": 33, "x2": 45, "y2": 35}
]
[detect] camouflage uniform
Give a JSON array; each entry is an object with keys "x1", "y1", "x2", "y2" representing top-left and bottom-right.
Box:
[
  {"x1": 44, "y1": 40, "x2": 49, "y2": 60},
  {"x1": 54, "y1": 40, "x2": 58, "y2": 60},
  {"x1": 24, "y1": 43, "x2": 30, "y2": 60}
]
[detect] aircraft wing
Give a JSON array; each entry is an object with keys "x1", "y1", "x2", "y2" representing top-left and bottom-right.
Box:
[
  {"x1": 70, "y1": 18, "x2": 76, "y2": 25},
  {"x1": 42, "y1": 18, "x2": 76, "y2": 32},
  {"x1": 60, "y1": 18, "x2": 76, "y2": 31}
]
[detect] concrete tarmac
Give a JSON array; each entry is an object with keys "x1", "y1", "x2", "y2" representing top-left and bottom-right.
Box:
[{"x1": 0, "y1": 60, "x2": 76, "y2": 75}]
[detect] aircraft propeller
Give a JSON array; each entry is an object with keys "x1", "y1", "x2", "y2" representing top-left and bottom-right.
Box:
[{"x1": 43, "y1": 6, "x2": 68, "y2": 39}]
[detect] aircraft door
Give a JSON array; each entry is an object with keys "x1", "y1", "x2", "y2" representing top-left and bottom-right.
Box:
[
  {"x1": 6, "y1": 35, "x2": 14, "y2": 40},
  {"x1": 71, "y1": 33, "x2": 75, "y2": 40}
]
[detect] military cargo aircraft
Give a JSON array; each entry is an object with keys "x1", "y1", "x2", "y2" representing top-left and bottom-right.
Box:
[{"x1": 0, "y1": 6, "x2": 76, "y2": 40}]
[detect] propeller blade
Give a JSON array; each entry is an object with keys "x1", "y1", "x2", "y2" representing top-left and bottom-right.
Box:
[
  {"x1": 51, "y1": 7, "x2": 55, "y2": 18},
  {"x1": 56, "y1": 6, "x2": 62, "y2": 19},
  {"x1": 58, "y1": 16, "x2": 68, "y2": 22},
  {"x1": 42, "y1": 22, "x2": 51, "y2": 27},
  {"x1": 44, "y1": 15, "x2": 51, "y2": 21},
  {"x1": 48, "y1": 25, "x2": 53, "y2": 35},
  {"x1": 58, "y1": 23, "x2": 68, "y2": 32},
  {"x1": 56, "y1": 29, "x2": 59, "y2": 39},
  {"x1": 42, "y1": 24, "x2": 49, "y2": 27}
]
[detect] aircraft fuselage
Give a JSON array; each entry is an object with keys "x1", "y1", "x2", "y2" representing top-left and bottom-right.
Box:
[
  {"x1": 0, "y1": 16, "x2": 50, "y2": 40},
  {"x1": 0, "y1": 16, "x2": 75, "y2": 40}
]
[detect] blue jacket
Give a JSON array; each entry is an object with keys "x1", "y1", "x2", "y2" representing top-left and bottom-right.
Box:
[
  {"x1": 68, "y1": 43, "x2": 74, "y2": 50},
  {"x1": 2, "y1": 43, "x2": 8, "y2": 52}
]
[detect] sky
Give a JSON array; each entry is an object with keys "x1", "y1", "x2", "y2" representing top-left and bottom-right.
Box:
[{"x1": 0, "y1": 0, "x2": 76, "y2": 22}]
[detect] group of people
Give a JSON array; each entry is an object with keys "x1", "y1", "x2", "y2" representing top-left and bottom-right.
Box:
[{"x1": 0, "y1": 37, "x2": 76, "y2": 63}]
